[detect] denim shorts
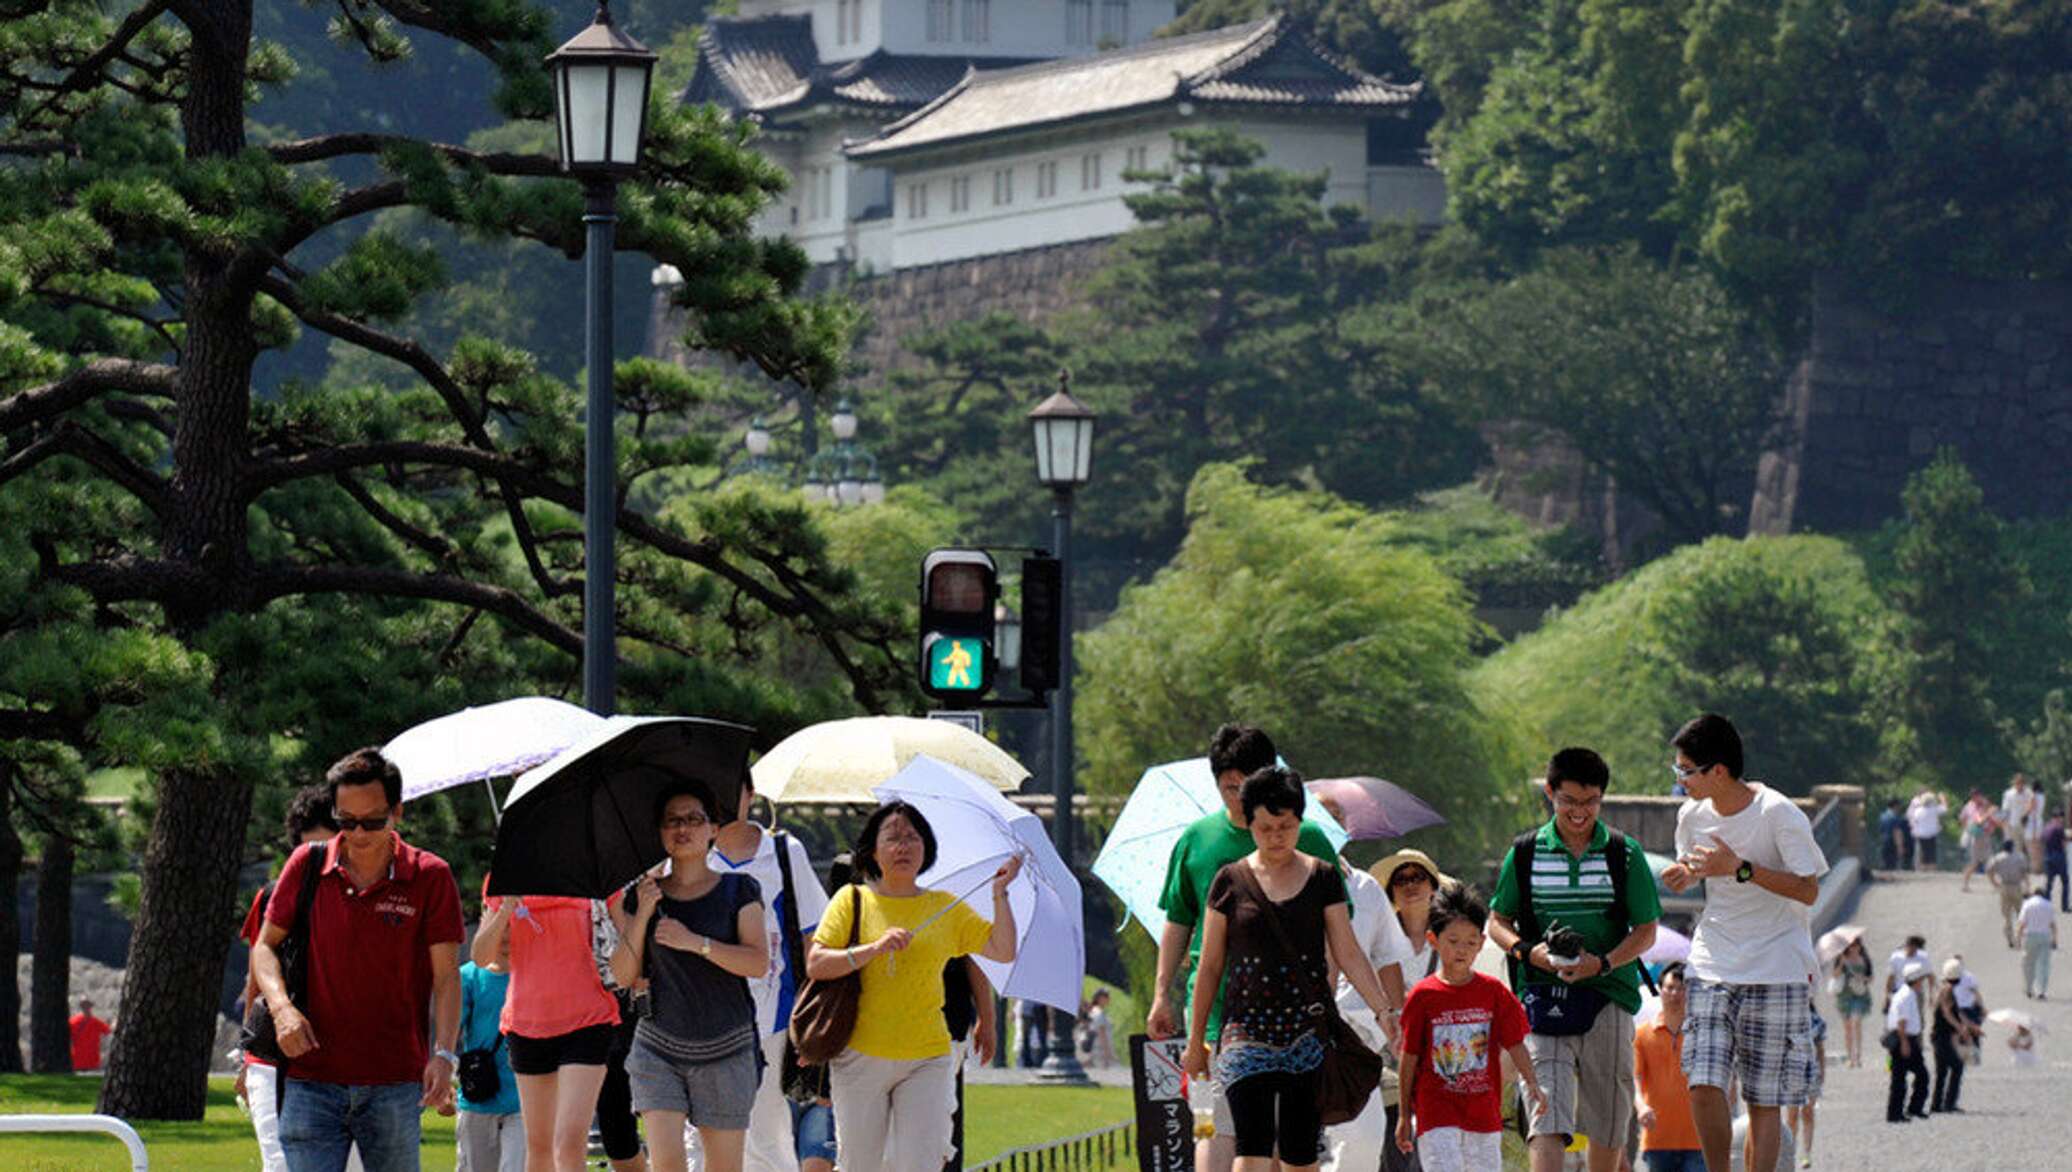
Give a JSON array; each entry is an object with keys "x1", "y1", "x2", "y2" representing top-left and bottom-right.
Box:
[
  {"x1": 625, "y1": 1037, "x2": 759, "y2": 1129},
  {"x1": 791, "y1": 1098, "x2": 836, "y2": 1163}
]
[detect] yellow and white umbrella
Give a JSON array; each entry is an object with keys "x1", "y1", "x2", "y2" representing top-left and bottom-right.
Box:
[{"x1": 751, "y1": 715, "x2": 1029, "y2": 803}]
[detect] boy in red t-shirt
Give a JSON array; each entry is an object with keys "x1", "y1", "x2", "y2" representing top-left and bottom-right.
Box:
[{"x1": 1397, "y1": 883, "x2": 1547, "y2": 1172}]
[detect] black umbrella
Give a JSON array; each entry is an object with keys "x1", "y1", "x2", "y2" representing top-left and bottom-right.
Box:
[{"x1": 487, "y1": 716, "x2": 753, "y2": 898}]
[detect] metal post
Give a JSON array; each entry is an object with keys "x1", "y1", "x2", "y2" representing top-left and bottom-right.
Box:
[
  {"x1": 1040, "y1": 484, "x2": 1091, "y2": 1083},
  {"x1": 582, "y1": 179, "x2": 617, "y2": 716}
]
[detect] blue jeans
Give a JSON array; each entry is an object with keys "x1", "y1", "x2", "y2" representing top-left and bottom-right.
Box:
[
  {"x1": 280, "y1": 1079, "x2": 422, "y2": 1172},
  {"x1": 1642, "y1": 1152, "x2": 1708, "y2": 1172},
  {"x1": 790, "y1": 1098, "x2": 837, "y2": 1163}
]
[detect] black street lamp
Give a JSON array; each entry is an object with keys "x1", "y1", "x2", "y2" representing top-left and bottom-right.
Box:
[
  {"x1": 1029, "y1": 370, "x2": 1095, "y2": 1083},
  {"x1": 548, "y1": 1, "x2": 657, "y2": 716}
]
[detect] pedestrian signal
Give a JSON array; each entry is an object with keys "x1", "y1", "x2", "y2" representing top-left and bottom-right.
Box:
[{"x1": 919, "y1": 550, "x2": 997, "y2": 701}]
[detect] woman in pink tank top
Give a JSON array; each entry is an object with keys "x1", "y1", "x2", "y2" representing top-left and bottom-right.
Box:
[{"x1": 474, "y1": 876, "x2": 620, "y2": 1172}]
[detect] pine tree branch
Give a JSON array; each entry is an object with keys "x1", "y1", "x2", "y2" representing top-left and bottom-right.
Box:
[
  {"x1": 266, "y1": 133, "x2": 558, "y2": 176},
  {"x1": 248, "y1": 563, "x2": 583, "y2": 656},
  {"x1": 21, "y1": 0, "x2": 177, "y2": 129},
  {"x1": 0, "y1": 421, "x2": 173, "y2": 518},
  {"x1": 35, "y1": 287, "x2": 183, "y2": 358},
  {"x1": 331, "y1": 472, "x2": 461, "y2": 567},
  {"x1": 0, "y1": 359, "x2": 179, "y2": 434}
]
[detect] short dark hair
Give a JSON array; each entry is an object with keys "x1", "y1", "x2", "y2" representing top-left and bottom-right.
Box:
[
  {"x1": 653, "y1": 780, "x2": 719, "y2": 828},
  {"x1": 1239, "y1": 766, "x2": 1306, "y2": 824},
  {"x1": 1546, "y1": 747, "x2": 1610, "y2": 792},
  {"x1": 1659, "y1": 960, "x2": 1687, "y2": 984},
  {"x1": 1425, "y1": 881, "x2": 1488, "y2": 939},
  {"x1": 1905, "y1": 934, "x2": 1927, "y2": 950},
  {"x1": 854, "y1": 800, "x2": 938, "y2": 880},
  {"x1": 327, "y1": 747, "x2": 402, "y2": 808},
  {"x1": 283, "y1": 783, "x2": 339, "y2": 853},
  {"x1": 1209, "y1": 724, "x2": 1277, "y2": 779},
  {"x1": 1671, "y1": 713, "x2": 1743, "y2": 780}
]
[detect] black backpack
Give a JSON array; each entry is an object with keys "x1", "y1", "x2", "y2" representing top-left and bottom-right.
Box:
[{"x1": 1505, "y1": 826, "x2": 1659, "y2": 997}]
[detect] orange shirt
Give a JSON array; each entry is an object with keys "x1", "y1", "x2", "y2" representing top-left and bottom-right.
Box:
[
  {"x1": 491, "y1": 894, "x2": 618, "y2": 1039},
  {"x1": 1634, "y1": 1019, "x2": 1701, "y2": 1152},
  {"x1": 69, "y1": 1013, "x2": 111, "y2": 1071}
]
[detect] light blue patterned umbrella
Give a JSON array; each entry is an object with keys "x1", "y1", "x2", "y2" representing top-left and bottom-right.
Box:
[{"x1": 1092, "y1": 757, "x2": 1349, "y2": 939}]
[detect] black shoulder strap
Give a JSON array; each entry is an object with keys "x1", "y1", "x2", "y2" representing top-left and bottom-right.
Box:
[
  {"x1": 1601, "y1": 828, "x2": 1658, "y2": 996},
  {"x1": 289, "y1": 841, "x2": 322, "y2": 950},
  {"x1": 773, "y1": 831, "x2": 807, "y2": 987},
  {"x1": 1510, "y1": 830, "x2": 1540, "y2": 943}
]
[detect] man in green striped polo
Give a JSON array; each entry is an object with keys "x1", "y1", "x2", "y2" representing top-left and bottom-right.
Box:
[{"x1": 1488, "y1": 747, "x2": 1662, "y2": 1172}]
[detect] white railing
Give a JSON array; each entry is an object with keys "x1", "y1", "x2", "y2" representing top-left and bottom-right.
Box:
[{"x1": 0, "y1": 1113, "x2": 149, "y2": 1170}]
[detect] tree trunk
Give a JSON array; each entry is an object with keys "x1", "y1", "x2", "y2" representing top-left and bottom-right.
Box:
[
  {"x1": 29, "y1": 833, "x2": 72, "y2": 1073},
  {"x1": 0, "y1": 774, "x2": 24, "y2": 1074},
  {"x1": 98, "y1": 767, "x2": 255, "y2": 1117},
  {"x1": 100, "y1": 1, "x2": 265, "y2": 1121}
]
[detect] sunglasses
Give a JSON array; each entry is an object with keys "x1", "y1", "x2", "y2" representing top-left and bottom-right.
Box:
[
  {"x1": 1390, "y1": 870, "x2": 1433, "y2": 888},
  {"x1": 1670, "y1": 761, "x2": 1706, "y2": 780},
  {"x1": 332, "y1": 812, "x2": 390, "y2": 832}
]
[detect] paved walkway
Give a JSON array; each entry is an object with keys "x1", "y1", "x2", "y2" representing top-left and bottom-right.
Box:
[{"x1": 1800, "y1": 868, "x2": 2065, "y2": 1172}]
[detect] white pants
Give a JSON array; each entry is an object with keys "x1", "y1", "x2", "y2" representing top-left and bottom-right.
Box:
[
  {"x1": 454, "y1": 1110, "x2": 525, "y2": 1172},
  {"x1": 829, "y1": 1048, "x2": 956, "y2": 1172},
  {"x1": 1415, "y1": 1127, "x2": 1501, "y2": 1172},
  {"x1": 1321, "y1": 1089, "x2": 1387, "y2": 1171},
  {"x1": 247, "y1": 1063, "x2": 365, "y2": 1172},
  {"x1": 685, "y1": 1031, "x2": 798, "y2": 1171}
]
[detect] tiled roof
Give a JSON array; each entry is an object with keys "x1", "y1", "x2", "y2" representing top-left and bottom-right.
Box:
[
  {"x1": 848, "y1": 17, "x2": 1419, "y2": 161},
  {"x1": 682, "y1": 15, "x2": 1037, "y2": 120}
]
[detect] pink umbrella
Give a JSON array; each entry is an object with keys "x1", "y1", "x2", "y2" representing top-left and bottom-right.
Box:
[
  {"x1": 1642, "y1": 924, "x2": 1691, "y2": 965},
  {"x1": 1304, "y1": 776, "x2": 1445, "y2": 841}
]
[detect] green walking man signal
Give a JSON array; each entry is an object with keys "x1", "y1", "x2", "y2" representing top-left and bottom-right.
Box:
[{"x1": 919, "y1": 550, "x2": 997, "y2": 701}]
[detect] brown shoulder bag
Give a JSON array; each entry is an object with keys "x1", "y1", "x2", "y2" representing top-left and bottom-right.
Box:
[{"x1": 787, "y1": 884, "x2": 863, "y2": 1064}]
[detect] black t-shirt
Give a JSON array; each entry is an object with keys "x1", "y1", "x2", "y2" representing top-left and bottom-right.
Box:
[
  {"x1": 629, "y1": 872, "x2": 762, "y2": 1063},
  {"x1": 1206, "y1": 858, "x2": 1347, "y2": 1049}
]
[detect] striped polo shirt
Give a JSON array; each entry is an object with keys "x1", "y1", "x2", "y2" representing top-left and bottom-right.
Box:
[{"x1": 1490, "y1": 819, "x2": 1661, "y2": 1013}]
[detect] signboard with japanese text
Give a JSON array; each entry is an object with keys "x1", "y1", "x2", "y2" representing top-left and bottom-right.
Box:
[{"x1": 1130, "y1": 1034, "x2": 1192, "y2": 1172}]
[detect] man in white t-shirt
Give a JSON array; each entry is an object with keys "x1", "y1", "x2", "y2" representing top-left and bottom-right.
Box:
[
  {"x1": 2000, "y1": 774, "x2": 2044, "y2": 872},
  {"x1": 1659, "y1": 713, "x2": 1829, "y2": 1172},
  {"x1": 706, "y1": 778, "x2": 832, "y2": 1172},
  {"x1": 1321, "y1": 860, "x2": 1413, "y2": 1172},
  {"x1": 2017, "y1": 888, "x2": 2058, "y2": 999},
  {"x1": 1905, "y1": 790, "x2": 1948, "y2": 870},
  {"x1": 1884, "y1": 936, "x2": 1930, "y2": 1006}
]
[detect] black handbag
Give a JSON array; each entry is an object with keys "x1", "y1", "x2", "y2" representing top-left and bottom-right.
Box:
[
  {"x1": 239, "y1": 841, "x2": 324, "y2": 1064},
  {"x1": 457, "y1": 1034, "x2": 504, "y2": 1104}
]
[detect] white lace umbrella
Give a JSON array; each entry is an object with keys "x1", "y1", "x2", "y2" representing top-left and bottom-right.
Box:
[{"x1": 385, "y1": 697, "x2": 606, "y2": 810}]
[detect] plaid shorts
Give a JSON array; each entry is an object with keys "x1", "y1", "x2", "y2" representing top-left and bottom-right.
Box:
[{"x1": 1682, "y1": 978, "x2": 1812, "y2": 1106}]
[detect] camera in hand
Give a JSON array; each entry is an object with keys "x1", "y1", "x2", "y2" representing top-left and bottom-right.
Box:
[{"x1": 1544, "y1": 924, "x2": 1588, "y2": 968}]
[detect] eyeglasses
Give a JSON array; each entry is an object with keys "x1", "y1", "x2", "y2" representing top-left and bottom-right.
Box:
[
  {"x1": 332, "y1": 812, "x2": 390, "y2": 832},
  {"x1": 1551, "y1": 791, "x2": 1603, "y2": 811},
  {"x1": 662, "y1": 814, "x2": 711, "y2": 831}
]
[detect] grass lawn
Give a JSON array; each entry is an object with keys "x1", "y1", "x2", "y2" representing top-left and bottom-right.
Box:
[{"x1": 0, "y1": 1074, "x2": 1132, "y2": 1171}]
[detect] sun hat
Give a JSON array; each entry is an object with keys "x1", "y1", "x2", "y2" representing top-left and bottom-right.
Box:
[
  {"x1": 1940, "y1": 958, "x2": 1964, "y2": 982},
  {"x1": 1901, "y1": 959, "x2": 1933, "y2": 985},
  {"x1": 1369, "y1": 849, "x2": 1454, "y2": 908}
]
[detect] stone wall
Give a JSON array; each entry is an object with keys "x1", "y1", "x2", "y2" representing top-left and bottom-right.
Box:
[{"x1": 1750, "y1": 272, "x2": 2072, "y2": 533}]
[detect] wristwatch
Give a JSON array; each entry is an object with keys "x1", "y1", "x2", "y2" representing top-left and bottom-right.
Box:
[
  {"x1": 433, "y1": 1047, "x2": 459, "y2": 1066},
  {"x1": 1595, "y1": 951, "x2": 1614, "y2": 975},
  {"x1": 698, "y1": 933, "x2": 713, "y2": 957},
  {"x1": 1734, "y1": 860, "x2": 1755, "y2": 884}
]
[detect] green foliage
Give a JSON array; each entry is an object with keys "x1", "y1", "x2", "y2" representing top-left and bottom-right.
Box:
[
  {"x1": 1077, "y1": 464, "x2": 1530, "y2": 864},
  {"x1": 1473, "y1": 534, "x2": 1894, "y2": 795},
  {"x1": 1378, "y1": 483, "x2": 1606, "y2": 610},
  {"x1": 1393, "y1": 248, "x2": 1786, "y2": 543},
  {"x1": 1865, "y1": 451, "x2": 2033, "y2": 783},
  {"x1": 2013, "y1": 690, "x2": 2072, "y2": 789}
]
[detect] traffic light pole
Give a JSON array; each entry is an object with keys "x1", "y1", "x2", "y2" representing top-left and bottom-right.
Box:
[{"x1": 1039, "y1": 484, "x2": 1091, "y2": 1084}]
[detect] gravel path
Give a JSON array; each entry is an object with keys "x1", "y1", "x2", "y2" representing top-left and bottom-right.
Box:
[{"x1": 1800, "y1": 868, "x2": 2065, "y2": 1172}]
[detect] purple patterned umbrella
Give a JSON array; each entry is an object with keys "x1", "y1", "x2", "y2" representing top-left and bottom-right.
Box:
[{"x1": 1303, "y1": 776, "x2": 1445, "y2": 841}]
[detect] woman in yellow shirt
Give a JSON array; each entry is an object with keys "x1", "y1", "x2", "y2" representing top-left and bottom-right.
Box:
[{"x1": 806, "y1": 800, "x2": 1021, "y2": 1172}]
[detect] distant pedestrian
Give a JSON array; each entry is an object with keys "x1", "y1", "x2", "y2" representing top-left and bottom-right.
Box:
[
  {"x1": 1829, "y1": 937, "x2": 1873, "y2": 1068},
  {"x1": 1987, "y1": 841, "x2": 2029, "y2": 947},
  {"x1": 1875, "y1": 801, "x2": 1907, "y2": 873},
  {"x1": 613, "y1": 782, "x2": 769, "y2": 1172},
  {"x1": 1956, "y1": 791, "x2": 2000, "y2": 892},
  {"x1": 2000, "y1": 774, "x2": 2044, "y2": 872},
  {"x1": 251, "y1": 747, "x2": 464, "y2": 1172},
  {"x1": 2042, "y1": 814, "x2": 2069, "y2": 912},
  {"x1": 1926, "y1": 960, "x2": 1977, "y2": 1115},
  {"x1": 1017, "y1": 998, "x2": 1049, "y2": 1068},
  {"x1": 1181, "y1": 768, "x2": 1399, "y2": 1170},
  {"x1": 1948, "y1": 955, "x2": 1985, "y2": 1044},
  {"x1": 806, "y1": 801, "x2": 1020, "y2": 1172},
  {"x1": 1658, "y1": 714, "x2": 1828, "y2": 1172},
  {"x1": 1905, "y1": 790, "x2": 1947, "y2": 870},
  {"x1": 2017, "y1": 886, "x2": 2057, "y2": 999},
  {"x1": 1884, "y1": 961, "x2": 1930, "y2": 1122},
  {"x1": 1631, "y1": 962, "x2": 1702, "y2": 1172},
  {"x1": 67, "y1": 997, "x2": 112, "y2": 1073},
  {"x1": 1394, "y1": 882, "x2": 1548, "y2": 1172},
  {"x1": 1080, "y1": 989, "x2": 1114, "y2": 1068},
  {"x1": 1883, "y1": 936, "x2": 1930, "y2": 1010},
  {"x1": 1785, "y1": 1006, "x2": 1824, "y2": 1168},
  {"x1": 456, "y1": 932, "x2": 524, "y2": 1172}
]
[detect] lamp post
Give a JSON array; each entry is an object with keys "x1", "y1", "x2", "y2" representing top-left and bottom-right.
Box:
[
  {"x1": 548, "y1": 1, "x2": 656, "y2": 716},
  {"x1": 801, "y1": 397, "x2": 884, "y2": 506},
  {"x1": 1029, "y1": 369, "x2": 1095, "y2": 1083}
]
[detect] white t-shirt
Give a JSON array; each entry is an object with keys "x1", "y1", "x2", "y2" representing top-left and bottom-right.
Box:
[
  {"x1": 1678, "y1": 782, "x2": 1831, "y2": 985},
  {"x1": 1886, "y1": 947, "x2": 1931, "y2": 994},
  {"x1": 1907, "y1": 796, "x2": 1946, "y2": 839},
  {"x1": 2002, "y1": 786, "x2": 2043, "y2": 838},
  {"x1": 708, "y1": 827, "x2": 830, "y2": 1037},
  {"x1": 1336, "y1": 867, "x2": 1415, "y2": 1019},
  {"x1": 1887, "y1": 983, "x2": 1922, "y2": 1036},
  {"x1": 2017, "y1": 894, "x2": 2056, "y2": 937},
  {"x1": 1953, "y1": 971, "x2": 1980, "y2": 1009}
]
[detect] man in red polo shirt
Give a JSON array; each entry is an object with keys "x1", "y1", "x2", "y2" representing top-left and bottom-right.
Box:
[{"x1": 252, "y1": 747, "x2": 463, "y2": 1172}]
